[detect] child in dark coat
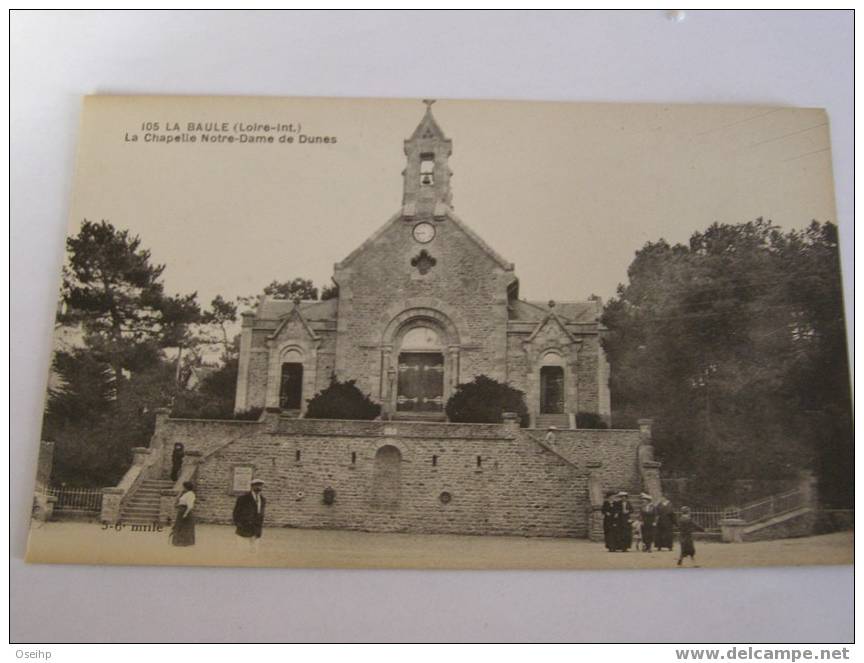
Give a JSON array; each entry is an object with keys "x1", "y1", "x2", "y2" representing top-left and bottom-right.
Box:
[{"x1": 676, "y1": 506, "x2": 704, "y2": 566}]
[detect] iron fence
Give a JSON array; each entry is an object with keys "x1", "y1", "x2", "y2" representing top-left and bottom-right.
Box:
[
  {"x1": 737, "y1": 488, "x2": 803, "y2": 524},
  {"x1": 683, "y1": 508, "x2": 730, "y2": 533},
  {"x1": 46, "y1": 486, "x2": 103, "y2": 513}
]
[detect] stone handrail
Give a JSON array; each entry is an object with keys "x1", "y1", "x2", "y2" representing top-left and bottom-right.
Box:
[
  {"x1": 636, "y1": 419, "x2": 663, "y2": 499},
  {"x1": 525, "y1": 431, "x2": 580, "y2": 468},
  {"x1": 100, "y1": 446, "x2": 158, "y2": 523},
  {"x1": 719, "y1": 472, "x2": 817, "y2": 543}
]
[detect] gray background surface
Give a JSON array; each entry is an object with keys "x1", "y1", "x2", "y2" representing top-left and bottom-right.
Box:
[{"x1": 10, "y1": 10, "x2": 853, "y2": 643}]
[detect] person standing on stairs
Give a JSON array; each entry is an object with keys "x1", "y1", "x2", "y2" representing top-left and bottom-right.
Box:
[
  {"x1": 170, "y1": 443, "x2": 185, "y2": 482},
  {"x1": 170, "y1": 481, "x2": 196, "y2": 547}
]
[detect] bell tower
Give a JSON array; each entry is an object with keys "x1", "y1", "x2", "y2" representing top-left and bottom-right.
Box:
[{"x1": 402, "y1": 99, "x2": 453, "y2": 220}]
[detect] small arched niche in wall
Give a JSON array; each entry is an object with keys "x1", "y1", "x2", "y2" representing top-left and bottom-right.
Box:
[{"x1": 371, "y1": 444, "x2": 402, "y2": 508}]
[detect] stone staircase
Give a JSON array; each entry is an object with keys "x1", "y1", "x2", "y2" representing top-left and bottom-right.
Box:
[
  {"x1": 119, "y1": 479, "x2": 174, "y2": 524},
  {"x1": 740, "y1": 506, "x2": 815, "y2": 541},
  {"x1": 535, "y1": 413, "x2": 571, "y2": 429}
]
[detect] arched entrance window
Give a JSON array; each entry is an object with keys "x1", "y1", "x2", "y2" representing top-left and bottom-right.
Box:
[
  {"x1": 371, "y1": 445, "x2": 402, "y2": 507},
  {"x1": 397, "y1": 325, "x2": 444, "y2": 413},
  {"x1": 279, "y1": 349, "x2": 304, "y2": 410},
  {"x1": 540, "y1": 352, "x2": 565, "y2": 414}
]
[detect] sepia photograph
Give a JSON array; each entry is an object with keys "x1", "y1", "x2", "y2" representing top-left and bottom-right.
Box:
[{"x1": 25, "y1": 94, "x2": 852, "y2": 571}]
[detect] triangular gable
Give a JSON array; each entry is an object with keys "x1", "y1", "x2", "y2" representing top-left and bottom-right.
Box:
[
  {"x1": 268, "y1": 305, "x2": 319, "y2": 341},
  {"x1": 336, "y1": 208, "x2": 514, "y2": 273},
  {"x1": 526, "y1": 311, "x2": 577, "y2": 345}
]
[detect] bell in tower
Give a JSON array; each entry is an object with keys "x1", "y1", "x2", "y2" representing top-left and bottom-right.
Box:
[{"x1": 402, "y1": 99, "x2": 453, "y2": 220}]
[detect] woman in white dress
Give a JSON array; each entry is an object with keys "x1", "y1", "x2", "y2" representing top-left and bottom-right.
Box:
[{"x1": 170, "y1": 481, "x2": 196, "y2": 546}]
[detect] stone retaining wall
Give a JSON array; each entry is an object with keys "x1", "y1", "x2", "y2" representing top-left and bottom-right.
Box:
[{"x1": 153, "y1": 415, "x2": 646, "y2": 538}]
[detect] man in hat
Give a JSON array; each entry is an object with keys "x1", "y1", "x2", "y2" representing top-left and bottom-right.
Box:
[
  {"x1": 233, "y1": 478, "x2": 266, "y2": 552},
  {"x1": 640, "y1": 493, "x2": 656, "y2": 552}
]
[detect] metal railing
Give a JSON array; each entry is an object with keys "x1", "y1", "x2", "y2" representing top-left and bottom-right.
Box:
[
  {"x1": 735, "y1": 488, "x2": 804, "y2": 524},
  {"x1": 45, "y1": 486, "x2": 103, "y2": 513},
  {"x1": 684, "y1": 508, "x2": 729, "y2": 533}
]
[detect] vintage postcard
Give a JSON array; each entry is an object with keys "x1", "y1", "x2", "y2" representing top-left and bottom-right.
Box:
[{"x1": 26, "y1": 95, "x2": 852, "y2": 569}]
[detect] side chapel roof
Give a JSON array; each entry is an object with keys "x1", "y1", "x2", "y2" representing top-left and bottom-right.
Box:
[
  {"x1": 508, "y1": 299, "x2": 601, "y2": 324},
  {"x1": 255, "y1": 297, "x2": 338, "y2": 321}
]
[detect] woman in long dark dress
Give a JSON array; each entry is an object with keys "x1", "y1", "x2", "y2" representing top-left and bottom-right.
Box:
[
  {"x1": 655, "y1": 497, "x2": 675, "y2": 551},
  {"x1": 617, "y1": 493, "x2": 633, "y2": 551},
  {"x1": 609, "y1": 493, "x2": 622, "y2": 551},
  {"x1": 170, "y1": 481, "x2": 196, "y2": 547},
  {"x1": 601, "y1": 491, "x2": 615, "y2": 551}
]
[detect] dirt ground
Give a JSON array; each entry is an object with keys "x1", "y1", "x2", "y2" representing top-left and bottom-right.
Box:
[{"x1": 24, "y1": 520, "x2": 853, "y2": 570}]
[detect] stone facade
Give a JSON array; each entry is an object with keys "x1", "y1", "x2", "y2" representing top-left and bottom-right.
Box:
[
  {"x1": 155, "y1": 412, "x2": 646, "y2": 538},
  {"x1": 234, "y1": 103, "x2": 610, "y2": 426},
  {"x1": 102, "y1": 104, "x2": 649, "y2": 540}
]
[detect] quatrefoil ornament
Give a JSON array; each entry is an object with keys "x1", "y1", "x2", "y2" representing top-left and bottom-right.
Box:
[{"x1": 411, "y1": 249, "x2": 437, "y2": 275}]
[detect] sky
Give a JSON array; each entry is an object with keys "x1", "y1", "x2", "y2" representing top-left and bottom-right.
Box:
[{"x1": 66, "y1": 96, "x2": 838, "y2": 310}]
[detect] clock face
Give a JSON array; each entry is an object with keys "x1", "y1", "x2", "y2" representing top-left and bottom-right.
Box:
[{"x1": 412, "y1": 222, "x2": 436, "y2": 244}]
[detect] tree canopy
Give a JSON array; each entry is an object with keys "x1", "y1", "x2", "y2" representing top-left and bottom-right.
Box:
[
  {"x1": 305, "y1": 378, "x2": 381, "y2": 420},
  {"x1": 602, "y1": 219, "x2": 852, "y2": 506},
  {"x1": 60, "y1": 220, "x2": 200, "y2": 386},
  {"x1": 445, "y1": 375, "x2": 528, "y2": 425},
  {"x1": 46, "y1": 221, "x2": 203, "y2": 485}
]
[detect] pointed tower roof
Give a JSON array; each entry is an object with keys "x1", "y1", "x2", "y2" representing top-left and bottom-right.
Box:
[{"x1": 408, "y1": 99, "x2": 448, "y2": 142}]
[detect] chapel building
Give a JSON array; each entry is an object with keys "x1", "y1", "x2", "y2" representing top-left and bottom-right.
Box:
[{"x1": 234, "y1": 103, "x2": 611, "y2": 428}]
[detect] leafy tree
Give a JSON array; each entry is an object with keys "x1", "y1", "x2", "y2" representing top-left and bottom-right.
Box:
[
  {"x1": 47, "y1": 360, "x2": 177, "y2": 486},
  {"x1": 445, "y1": 375, "x2": 528, "y2": 425},
  {"x1": 602, "y1": 219, "x2": 852, "y2": 505},
  {"x1": 264, "y1": 278, "x2": 317, "y2": 300},
  {"x1": 46, "y1": 220, "x2": 201, "y2": 485},
  {"x1": 170, "y1": 353, "x2": 239, "y2": 420},
  {"x1": 575, "y1": 411, "x2": 609, "y2": 429},
  {"x1": 199, "y1": 295, "x2": 238, "y2": 355},
  {"x1": 320, "y1": 283, "x2": 339, "y2": 301},
  {"x1": 305, "y1": 378, "x2": 381, "y2": 420},
  {"x1": 239, "y1": 278, "x2": 320, "y2": 310},
  {"x1": 60, "y1": 220, "x2": 200, "y2": 388},
  {"x1": 175, "y1": 294, "x2": 240, "y2": 388},
  {"x1": 46, "y1": 349, "x2": 115, "y2": 425}
]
